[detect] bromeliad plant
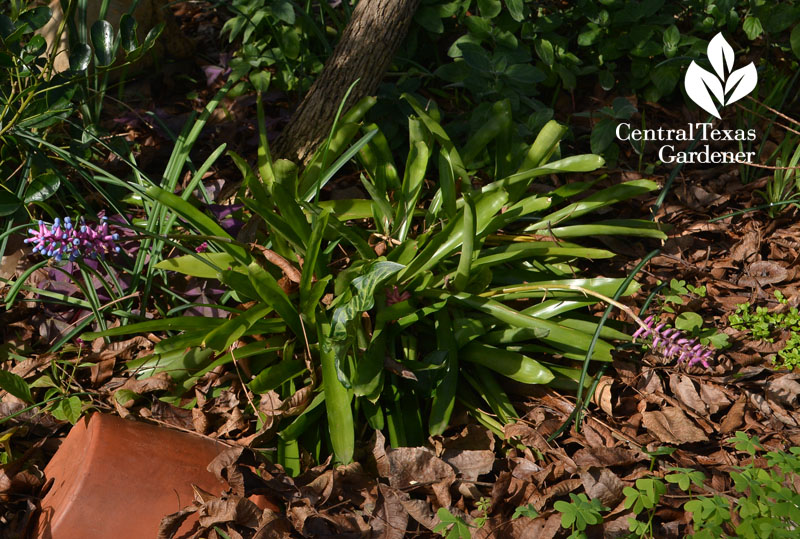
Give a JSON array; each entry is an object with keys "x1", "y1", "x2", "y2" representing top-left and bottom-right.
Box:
[{"x1": 82, "y1": 93, "x2": 665, "y2": 467}]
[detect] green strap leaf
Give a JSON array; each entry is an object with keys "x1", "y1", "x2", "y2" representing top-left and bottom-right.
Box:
[
  {"x1": 247, "y1": 262, "x2": 303, "y2": 338},
  {"x1": 317, "y1": 318, "x2": 354, "y2": 464}
]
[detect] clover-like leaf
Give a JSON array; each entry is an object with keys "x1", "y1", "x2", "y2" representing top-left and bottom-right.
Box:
[{"x1": 684, "y1": 62, "x2": 724, "y2": 119}]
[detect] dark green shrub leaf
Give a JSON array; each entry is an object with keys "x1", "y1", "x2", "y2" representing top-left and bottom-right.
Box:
[
  {"x1": 663, "y1": 25, "x2": 680, "y2": 47},
  {"x1": 25, "y1": 34, "x2": 46, "y2": 56},
  {"x1": 19, "y1": 7, "x2": 52, "y2": 32},
  {"x1": 743, "y1": 16, "x2": 763, "y2": 40},
  {"x1": 0, "y1": 14, "x2": 15, "y2": 39},
  {"x1": 460, "y1": 42, "x2": 492, "y2": 72},
  {"x1": 464, "y1": 15, "x2": 491, "y2": 40},
  {"x1": 435, "y1": 61, "x2": 469, "y2": 83},
  {"x1": 590, "y1": 118, "x2": 617, "y2": 155},
  {"x1": 250, "y1": 70, "x2": 271, "y2": 93},
  {"x1": 271, "y1": 0, "x2": 295, "y2": 24},
  {"x1": 0, "y1": 370, "x2": 33, "y2": 404},
  {"x1": 155, "y1": 252, "x2": 242, "y2": 279},
  {"x1": 120, "y1": 14, "x2": 138, "y2": 52},
  {"x1": 791, "y1": 24, "x2": 800, "y2": 59},
  {"x1": 91, "y1": 20, "x2": 115, "y2": 66},
  {"x1": 331, "y1": 261, "x2": 404, "y2": 341},
  {"x1": 249, "y1": 361, "x2": 306, "y2": 394},
  {"x1": 68, "y1": 43, "x2": 92, "y2": 72},
  {"x1": 578, "y1": 23, "x2": 602, "y2": 46},
  {"x1": 24, "y1": 172, "x2": 60, "y2": 203},
  {"x1": 612, "y1": 97, "x2": 637, "y2": 119},
  {"x1": 507, "y1": 0, "x2": 525, "y2": 21},
  {"x1": 142, "y1": 22, "x2": 165, "y2": 51},
  {"x1": 415, "y1": 6, "x2": 444, "y2": 34},
  {"x1": 535, "y1": 39, "x2": 555, "y2": 67},
  {"x1": 0, "y1": 191, "x2": 22, "y2": 217},
  {"x1": 51, "y1": 396, "x2": 82, "y2": 424},
  {"x1": 477, "y1": 0, "x2": 501, "y2": 19},
  {"x1": 504, "y1": 64, "x2": 545, "y2": 86},
  {"x1": 279, "y1": 26, "x2": 300, "y2": 60}
]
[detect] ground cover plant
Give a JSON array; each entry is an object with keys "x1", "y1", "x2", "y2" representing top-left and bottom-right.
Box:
[{"x1": 3, "y1": 0, "x2": 800, "y2": 537}]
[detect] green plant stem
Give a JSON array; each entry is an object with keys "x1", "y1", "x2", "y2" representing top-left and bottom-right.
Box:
[{"x1": 548, "y1": 249, "x2": 660, "y2": 441}]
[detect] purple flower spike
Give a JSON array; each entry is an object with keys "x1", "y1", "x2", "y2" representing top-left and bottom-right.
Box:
[
  {"x1": 633, "y1": 316, "x2": 654, "y2": 341},
  {"x1": 633, "y1": 315, "x2": 714, "y2": 369},
  {"x1": 25, "y1": 216, "x2": 121, "y2": 262}
]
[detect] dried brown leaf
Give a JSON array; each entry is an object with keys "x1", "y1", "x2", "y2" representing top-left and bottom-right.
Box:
[
  {"x1": 192, "y1": 407, "x2": 210, "y2": 435},
  {"x1": 208, "y1": 447, "x2": 246, "y2": 495},
  {"x1": 592, "y1": 376, "x2": 615, "y2": 417},
  {"x1": 372, "y1": 430, "x2": 390, "y2": 477},
  {"x1": 299, "y1": 469, "x2": 334, "y2": 506},
  {"x1": 740, "y1": 261, "x2": 788, "y2": 287},
  {"x1": 258, "y1": 391, "x2": 284, "y2": 416},
  {"x1": 385, "y1": 446, "x2": 455, "y2": 490},
  {"x1": 198, "y1": 496, "x2": 262, "y2": 528},
  {"x1": 398, "y1": 496, "x2": 438, "y2": 531},
  {"x1": 641, "y1": 406, "x2": 709, "y2": 444},
  {"x1": 120, "y1": 371, "x2": 173, "y2": 394},
  {"x1": 573, "y1": 446, "x2": 644, "y2": 468},
  {"x1": 765, "y1": 375, "x2": 800, "y2": 408},
  {"x1": 145, "y1": 401, "x2": 195, "y2": 430},
  {"x1": 90, "y1": 358, "x2": 116, "y2": 386},
  {"x1": 443, "y1": 449, "x2": 495, "y2": 482},
  {"x1": 580, "y1": 467, "x2": 625, "y2": 508},
  {"x1": 374, "y1": 485, "x2": 409, "y2": 539},
  {"x1": 509, "y1": 457, "x2": 543, "y2": 482},
  {"x1": 437, "y1": 424, "x2": 495, "y2": 453},
  {"x1": 383, "y1": 356, "x2": 418, "y2": 381},
  {"x1": 720, "y1": 396, "x2": 747, "y2": 433},
  {"x1": 217, "y1": 407, "x2": 247, "y2": 437},
  {"x1": 157, "y1": 505, "x2": 198, "y2": 539},
  {"x1": 698, "y1": 383, "x2": 732, "y2": 415},
  {"x1": 730, "y1": 231, "x2": 760, "y2": 263},
  {"x1": 283, "y1": 385, "x2": 313, "y2": 416},
  {"x1": 669, "y1": 374, "x2": 707, "y2": 416},
  {"x1": 504, "y1": 423, "x2": 551, "y2": 454},
  {"x1": 252, "y1": 515, "x2": 294, "y2": 539}
]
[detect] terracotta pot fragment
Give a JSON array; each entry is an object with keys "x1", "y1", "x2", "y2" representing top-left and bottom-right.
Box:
[{"x1": 36, "y1": 413, "x2": 234, "y2": 538}]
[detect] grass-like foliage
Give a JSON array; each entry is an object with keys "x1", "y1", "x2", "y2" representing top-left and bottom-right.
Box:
[{"x1": 78, "y1": 90, "x2": 665, "y2": 466}]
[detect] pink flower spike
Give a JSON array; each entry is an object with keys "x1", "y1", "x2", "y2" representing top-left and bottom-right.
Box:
[
  {"x1": 631, "y1": 314, "x2": 713, "y2": 369},
  {"x1": 25, "y1": 216, "x2": 122, "y2": 261}
]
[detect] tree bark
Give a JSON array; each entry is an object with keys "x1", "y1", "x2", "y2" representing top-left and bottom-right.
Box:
[{"x1": 273, "y1": 0, "x2": 421, "y2": 163}]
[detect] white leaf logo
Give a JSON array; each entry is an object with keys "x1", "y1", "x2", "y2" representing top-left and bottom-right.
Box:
[{"x1": 684, "y1": 33, "x2": 758, "y2": 119}]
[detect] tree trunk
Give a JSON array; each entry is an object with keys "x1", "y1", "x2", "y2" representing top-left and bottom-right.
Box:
[{"x1": 273, "y1": 0, "x2": 421, "y2": 163}]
